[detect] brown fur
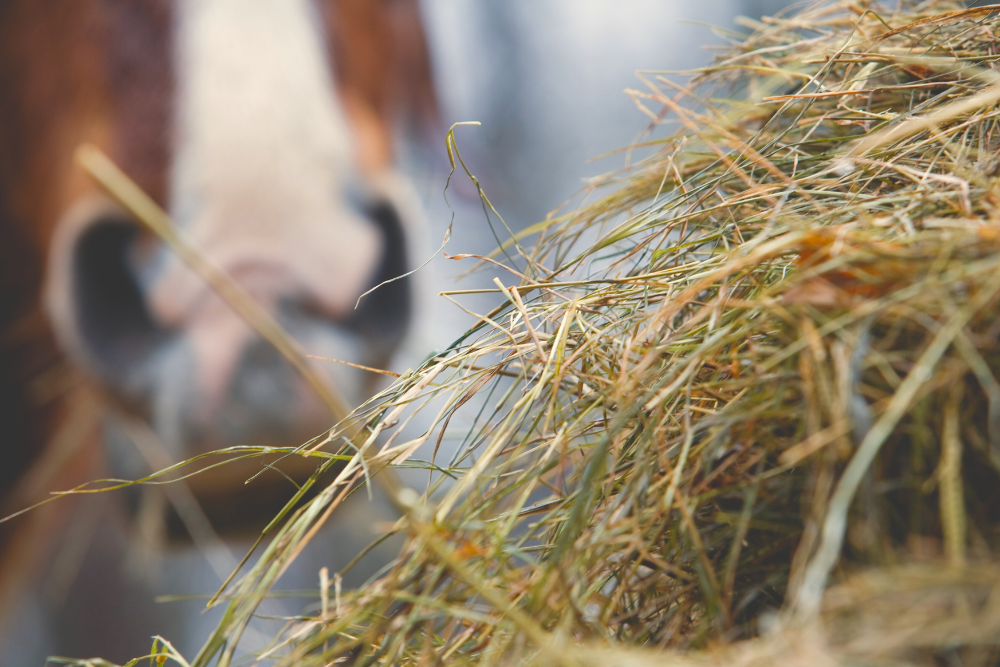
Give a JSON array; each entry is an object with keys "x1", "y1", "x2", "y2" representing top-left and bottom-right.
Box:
[{"x1": 323, "y1": 0, "x2": 438, "y2": 171}]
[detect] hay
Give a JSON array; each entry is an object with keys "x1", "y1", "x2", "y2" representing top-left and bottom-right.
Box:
[{"x1": 107, "y1": 1, "x2": 1000, "y2": 664}]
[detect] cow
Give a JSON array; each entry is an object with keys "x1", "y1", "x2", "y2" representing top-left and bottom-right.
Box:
[{"x1": 0, "y1": 0, "x2": 436, "y2": 662}]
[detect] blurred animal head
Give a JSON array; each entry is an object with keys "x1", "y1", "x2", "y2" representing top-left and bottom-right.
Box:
[{"x1": 0, "y1": 0, "x2": 435, "y2": 519}]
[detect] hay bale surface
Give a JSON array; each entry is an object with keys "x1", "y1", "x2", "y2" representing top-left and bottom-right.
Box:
[{"x1": 158, "y1": 2, "x2": 1000, "y2": 665}]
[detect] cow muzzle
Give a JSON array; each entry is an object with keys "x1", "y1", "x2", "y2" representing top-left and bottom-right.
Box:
[{"x1": 44, "y1": 194, "x2": 411, "y2": 529}]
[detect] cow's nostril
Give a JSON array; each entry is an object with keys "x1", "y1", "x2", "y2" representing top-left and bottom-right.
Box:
[
  {"x1": 64, "y1": 217, "x2": 167, "y2": 386},
  {"x1": 346, "y1": 199, "x2": 411, "y2": 346}
]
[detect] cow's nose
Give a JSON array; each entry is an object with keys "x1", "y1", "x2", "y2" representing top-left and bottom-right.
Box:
[
  {"x1": 173, "y1": 203, "x2": 411, "y2": 426},
  {"x1": 46, "y1": 190, "x2": 413, "y2": 451},
  {"x1": 146, "y1": 191, "x2": 386, "y2": 334}
]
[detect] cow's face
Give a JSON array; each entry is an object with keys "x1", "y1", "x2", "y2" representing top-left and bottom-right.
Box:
[{"x1": 5, "y1": 0, "x2": 434, "y2": 484}]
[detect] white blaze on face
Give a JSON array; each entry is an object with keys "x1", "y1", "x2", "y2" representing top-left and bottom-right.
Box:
[{"x1": 153, "y1": 0, "x2": 383, "y2": 412}]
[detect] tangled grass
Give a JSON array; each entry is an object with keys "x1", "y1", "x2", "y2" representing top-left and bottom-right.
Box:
[{"x1": 82, "y1": 1, "x2": 1000, "y2": 665}]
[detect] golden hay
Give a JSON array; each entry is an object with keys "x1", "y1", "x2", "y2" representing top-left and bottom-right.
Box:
[{"x1": 80, "y1": 1, "x2": 1000, "y2": 665}]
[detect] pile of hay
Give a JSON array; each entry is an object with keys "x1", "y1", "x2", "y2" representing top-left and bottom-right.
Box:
[{"x1": 145, "y1": 1, "x2": 1000, "y2": 665}]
